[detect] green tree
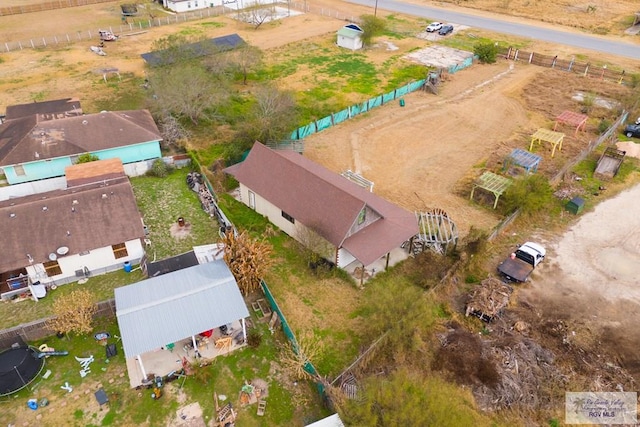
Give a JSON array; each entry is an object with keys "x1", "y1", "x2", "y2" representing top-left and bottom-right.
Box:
[
  {"x1": 502, "y1": 173, "x2": 554, "y2": 215},
  {"x1": 76, "y1": 153, "x2": 99, "y2": 163},
  {"x1": 359, "y1": 15, "x2": 387, "y2": 47},
  {"x1": 474, "y1": 41, "x2": 499, "y2": 64}
]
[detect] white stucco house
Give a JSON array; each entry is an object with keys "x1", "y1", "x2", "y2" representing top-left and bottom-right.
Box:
[
  {"x1": 337, "y1": 24, "x2": 364, "y2": 51},
  {"x1": 0, "y1": 160, "x2": 146, "y2": 300}
]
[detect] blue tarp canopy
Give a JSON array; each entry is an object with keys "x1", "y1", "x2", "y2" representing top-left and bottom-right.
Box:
[{"x1": 141, "y1": 33, "x2": 246, "y2": 66}]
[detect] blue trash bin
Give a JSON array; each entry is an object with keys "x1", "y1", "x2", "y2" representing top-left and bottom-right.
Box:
[{"x1": 123, "y1": 261, "x2": 132, "y2": 273}]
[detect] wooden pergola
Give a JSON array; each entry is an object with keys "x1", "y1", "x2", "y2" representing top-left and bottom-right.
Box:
[
  {"x1": 470, "y1": 171, "x2": 512, "y2": 209},
  {"x1": 414, "y1": 209, "x2": 458, "y2": 255},
  {"x1": 529, "y1": 128, "x2": 565, "y2": 158},
  {"x1": 504, "y1": 148, "x2": 542, "y2": 173},
  {"x1": 554, "y1": 110, "x2": 588, "y2": 136}
]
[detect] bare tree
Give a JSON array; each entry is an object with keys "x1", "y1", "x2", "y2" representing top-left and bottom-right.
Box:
[
  {"x1": 239, "y1": 6, "x2": 275, "y2": 29},
  {"x1": 238, "y1": 85, "x2": 297, "y2": 144},
  {"x1": 296, "y1": 224, "x2": 334, "y2": 267},
  {"x1": 46, "y1": 289, "x2": 97, "y2": 337},
  {"x1": 148, "y1": 63, "x2": 228, "y2": 125},
  {"x1": 157, "y1": 114, "x2": 191, "y2": 149},
  {"x1": 231, "y1": 44, "x2": 263, "y2": 85},
  {"x1": 278, "y1": 332, "x2": 324, "y2": 381},
  {"x1": 222, "y1": 230, "x2": 274, "y2": 295}
]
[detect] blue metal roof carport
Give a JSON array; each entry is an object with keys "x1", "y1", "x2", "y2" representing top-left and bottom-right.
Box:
[{"x1": 115, "y1": 260, "x2": 250, "y2": 381}]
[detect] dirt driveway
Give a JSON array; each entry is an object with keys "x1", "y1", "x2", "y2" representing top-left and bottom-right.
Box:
[
  {"x1": 304, "y1": 62, "x2": 543, "y2": 236},
  {"x1": 520, "y1": 184, "x2": 640, "y2": 380}
]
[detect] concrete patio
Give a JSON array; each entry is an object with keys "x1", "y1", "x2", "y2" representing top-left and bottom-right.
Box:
[
  {"x1": 344, "y1": 246, "x2": 411, "y2": 284},
  {"x1": 125, "y1": 320, "x2": 246, "y2": 388}
]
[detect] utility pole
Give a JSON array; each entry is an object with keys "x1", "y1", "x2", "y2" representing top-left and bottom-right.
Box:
[{"x1": 374, "y1": 0, "x2": 378, "y2": 16}]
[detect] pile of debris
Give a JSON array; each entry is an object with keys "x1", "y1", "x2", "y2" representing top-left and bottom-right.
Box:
[{"x1": 465, "y1": 277, "x2": 513, "y2": 322}]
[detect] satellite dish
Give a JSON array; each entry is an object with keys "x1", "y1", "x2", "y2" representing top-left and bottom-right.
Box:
[
  {"x1": 57, "y1": 246, "x2": 69, "y2": 255},
  {"x1": 48, "y1": 253, "x2": 57, "y2": 261}
]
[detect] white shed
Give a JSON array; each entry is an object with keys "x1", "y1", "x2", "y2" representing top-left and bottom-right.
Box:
[{"x1": 337, "y1": 24, "x2": 364, "y2": 51}]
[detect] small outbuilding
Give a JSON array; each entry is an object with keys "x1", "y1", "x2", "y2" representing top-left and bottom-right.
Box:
[{"x1": 337, "y1": 24, "x2": 364, "y2": 51}]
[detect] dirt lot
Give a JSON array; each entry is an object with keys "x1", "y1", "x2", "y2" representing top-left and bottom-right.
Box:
[{"x1": 2, "y1": 1, "x2": 640, "y2": 423}]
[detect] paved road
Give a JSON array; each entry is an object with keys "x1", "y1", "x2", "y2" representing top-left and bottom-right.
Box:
[{"x1": 346, "y1": 0, "x2": 640, "y2": 60}]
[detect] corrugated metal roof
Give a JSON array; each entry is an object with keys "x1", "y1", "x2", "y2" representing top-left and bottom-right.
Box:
[
  {"x1": 305, "y1": 414, "x2": 345, "y2": 427},
  {"x1": 115, "y1": 260, "x2": 249, "y2": 358}
]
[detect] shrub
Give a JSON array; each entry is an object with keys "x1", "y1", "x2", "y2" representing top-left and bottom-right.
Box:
[
  {"x1": 76, "y1": 153, "x2": 99, "y2": 163},
  {"x1": 247, "y1": 329, "x2": 262, "y2": 348},
  {"x1": 359, "y1": 15, "x2": 387, "y2": 47},
  {"x1": 597, "y1": 119, "x2": 611, "y2": 134},
  {"x1": 474, "y1": 41, "x2": 498, "y2": 64},
  {"x1": 502, "y1": 174, "x2": 554, "y2": 215},
  {"x1": 146, "y1": 159, "x2": 173, "y2": 177}
]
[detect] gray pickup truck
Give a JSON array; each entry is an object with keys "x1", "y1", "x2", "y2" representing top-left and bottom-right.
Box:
[{"x1": 497, "y1": 242, "x2": 546, "y2": 282}]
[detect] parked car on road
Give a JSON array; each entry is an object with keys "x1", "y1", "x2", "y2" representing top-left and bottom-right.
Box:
[
  {"x1": 624, "y1": 124, "x2": 640, "y2": 138},
  {"x1": 426, "y1": 22, "x2": 443, "y2": 32},
  {"x1": 438, "y1": 25, "x2": 454, "y2": 36}
]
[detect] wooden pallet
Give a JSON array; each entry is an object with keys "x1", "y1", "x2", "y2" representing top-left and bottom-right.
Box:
[{"x1": 257, "y1": 400, "x2": 266, "y2": 416}]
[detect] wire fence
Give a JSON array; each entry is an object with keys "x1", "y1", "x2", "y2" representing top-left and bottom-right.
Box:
[
  {"x1": 0, "y1": 1, "x2": 360, "y2": 53},
  {"x1": 0, "y1": 0, "x2": 115, "y2": 16},
  {"x1": 501, "y1": 47, "x2": 635, "y2": 86},
  {"x1": 0, "y1": 6, "x2": 231, "y2": 53}
]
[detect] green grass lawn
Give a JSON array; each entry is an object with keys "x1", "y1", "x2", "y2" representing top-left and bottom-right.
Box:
[
  {"x1": 131, "y1": 167, "x2": 221, "y2": 260},
  {"x1": 1, "y1": 167, "x2": 219, "y2": 330},
  {"x1": 0, "y1": 269, "x2": 143, "y2": 330},
  {"x1": 0, "y1": 316, "x2": 324, "y2": 427}
]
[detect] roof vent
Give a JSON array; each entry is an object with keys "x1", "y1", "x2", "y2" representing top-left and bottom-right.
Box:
[
  {"x1": 49, "y1": 253, "x2": 57, "y2": 261},
  {"x1": 66, "y1": 230, "x2": 71, "y2": 237},
  {"x1": 34, "y1": 151, "x2": 40, "y2": 159},
  {"x1": 82, "y1": 120, "x2": 88, "y2": 125},
  {"x1": 72, "y1": 199, "x2": 79, "y2": 205},
  {"x1": 102, "y1": 193, "x2": 108, "y2": 199},
  {"x1": 9, "y1": 213, "x2": 15, "y2": 218},
  {"x1": 42, "y1": 206, "x2": 48, "y2": 211}
]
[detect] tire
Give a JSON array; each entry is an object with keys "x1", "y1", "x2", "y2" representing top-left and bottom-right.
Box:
[{"x1": 627, "y1": 132, "x2": 634, "y2": 138}]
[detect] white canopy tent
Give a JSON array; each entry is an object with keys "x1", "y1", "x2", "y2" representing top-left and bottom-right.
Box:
[{"x1": 115, "y1": 260, "x2": 250, "y2": 384}]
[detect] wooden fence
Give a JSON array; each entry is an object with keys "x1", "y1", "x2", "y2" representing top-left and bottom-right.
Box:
[
  {"x1": 0, "y1": 299, "x2": 116, "y2": 346},
  {"x1": 0, "y1": 0, "x2": 116, "y2": 16},
  {"x1": 502, "y1": 47, "x2": 633, "y2": 86}
]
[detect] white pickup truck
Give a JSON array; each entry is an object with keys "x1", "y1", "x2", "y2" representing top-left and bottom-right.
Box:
[{"x1": 497, "y1": 242, "x2": 546, "y2": 282}]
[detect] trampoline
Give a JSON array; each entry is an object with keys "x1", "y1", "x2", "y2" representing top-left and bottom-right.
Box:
[{"x1": 0, "y1": 346, "x2": 45, "y2": 396}]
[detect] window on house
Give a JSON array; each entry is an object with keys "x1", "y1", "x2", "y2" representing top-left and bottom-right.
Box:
[
  {"x1": 14, "y1": 165, "x2": 25, "y2": 176},
  {"x1": 357, "y1": 208, "x2": 366, "y2": 225},
  {"x1": 43, "y1": 260, "x2": 62, "y2": 277},
  {"x1": 112, "y1": 243, "x2": 129, "y2": 259},
  {"x1": 282, "y1": 211, "x2": 295, "y2": 224}
]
